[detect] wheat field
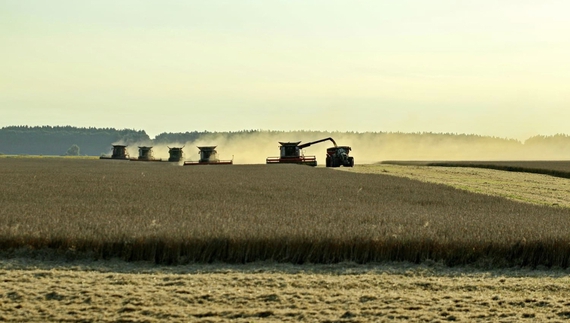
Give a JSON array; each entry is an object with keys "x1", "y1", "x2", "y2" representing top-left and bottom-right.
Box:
[
  {"x1": 1, "y1": 158, "x2": 570, "y2": 267},
  {"x1": 3, "y1": 158, "x2": 570, "y2": 322}
]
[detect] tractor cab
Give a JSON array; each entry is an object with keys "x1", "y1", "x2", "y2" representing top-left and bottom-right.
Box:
[{"x1": 326, "y1": 146, "x2": 354, "y2": 167}]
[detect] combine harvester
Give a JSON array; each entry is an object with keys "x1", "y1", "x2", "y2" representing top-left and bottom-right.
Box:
[
  {"x1": 130, "y1": 146, "x2": 163, "y2": 162},
  {"x1": 101, "y1": 145, "x2": 179, "y2": 162},
  {"x1": 167, "y1": 146, "x2": 185, "y2": 162},
  {"x1": 184, "y1": 146, "x2": 233, "y2": 166},
  {"x1": 100, "y1": 144, "x2": 130, "y2": 160},
  {"x1": 266, "y1": 137, "x2": 354, "y2": 167}
]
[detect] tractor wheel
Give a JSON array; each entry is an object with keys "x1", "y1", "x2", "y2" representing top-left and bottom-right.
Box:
[
  {"x1": 326, "y1": 157, "x2": 331, "y2": 167},
  {"x1": 349, "y1": 157, "x2": 354, "y2": 167}
]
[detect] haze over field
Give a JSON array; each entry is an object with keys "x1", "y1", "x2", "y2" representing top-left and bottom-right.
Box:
[
  {"x1": 2, "y1": 1, "x2": 569, "y2": 140},
  {"x1": 133, "y1": 132, "x2": 570, "y2": 164}
]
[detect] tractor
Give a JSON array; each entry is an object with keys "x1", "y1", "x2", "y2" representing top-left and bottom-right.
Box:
[{"x1": 326, "y1": 146, "x2": 354, "y2": 167}]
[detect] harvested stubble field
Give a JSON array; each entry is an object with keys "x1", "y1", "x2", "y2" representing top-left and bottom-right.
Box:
[
  {"x1": 344, "y1": 164, "x2": 570, "y2": 208},
  {"x1": 382, "y1": 160, "x2": 570, "y2": 179},
  {"x1": 2, "y1": 259, "x2": 570, "y2": 322},
  {"x1": 1, "y1": 158, "x2": 570, "y2": 267},
  {"x1": 3, "y1": 158, "x2": 570, "y2": 322}
]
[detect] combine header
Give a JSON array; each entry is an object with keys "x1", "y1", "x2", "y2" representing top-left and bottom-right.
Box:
[
  {"x1": 130, "y1": 146, "x2": 162, "y2": 162},
  {"x1": 100, "y1": 144, "x2": 129, "y2": 160},
  {"x1": 168, "y1": 146, "x2": 184, "y2": 162},
  {"x1": 184, "y1": 146, "x2": 233, "y2": 166},
  {"x1": 266, "y1": 137, "x2": 338, "y2": 167}
]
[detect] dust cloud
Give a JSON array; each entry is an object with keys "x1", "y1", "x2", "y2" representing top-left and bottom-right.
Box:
[{"x1": 125, "y1": 132, "x2": 570, "y2": 164}]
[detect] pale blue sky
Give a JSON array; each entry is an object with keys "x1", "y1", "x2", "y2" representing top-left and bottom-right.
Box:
[{"x1": 2, "y1": 1, "x2": 569, "y2": 139}]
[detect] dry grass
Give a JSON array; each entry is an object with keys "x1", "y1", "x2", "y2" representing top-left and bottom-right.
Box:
[{"x1": 2, "y1": 158, "x2": 570, "y2": 267}]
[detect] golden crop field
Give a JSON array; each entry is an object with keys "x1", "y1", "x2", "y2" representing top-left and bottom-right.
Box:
[
  {"x1": 1, "y1": 158, "x2": 570, "y2": 268},
  {"x1": 3, "y1": 158, "x2": 570, "y2": 322}
]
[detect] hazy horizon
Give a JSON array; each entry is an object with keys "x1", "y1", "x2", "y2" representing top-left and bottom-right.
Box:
[
  {"x1": 4, "y1": 124, "x2": 568, "y2": 143},
  {"x1": 2, "y1": 1, "x2": 569, "y2": 141},
  {"x1": 4, "y1": 126, "x2": 570, "y2": 162}
]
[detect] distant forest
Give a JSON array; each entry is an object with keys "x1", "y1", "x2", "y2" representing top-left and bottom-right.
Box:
[
  {"x1": 0, "y1": 126, "x2": 150, "y2": 156},
  {"x1": 2, "y1": 125, "x2": 570, "y2": 160}
]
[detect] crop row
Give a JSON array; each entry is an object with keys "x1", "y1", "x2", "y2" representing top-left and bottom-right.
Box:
[{"x1": 1, "y1": 158, "x2": 570, "y2": 267}]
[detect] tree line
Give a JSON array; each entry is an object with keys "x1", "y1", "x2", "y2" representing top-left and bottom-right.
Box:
[
  {"x1": 0, "y1": 126, "x2": 150, "y2": 156},
  {"x1": 1, "y1": 125, "x2": 570, "y2": 158}
]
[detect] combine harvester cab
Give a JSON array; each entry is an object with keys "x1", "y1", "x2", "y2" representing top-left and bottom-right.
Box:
[
  {"x1": 266, "y1": 137, "x2": 339, "y2": 166},
  {"x1": 184, "y1": 146, "x2": 233, "y2": 166},
  {"x1": 168, "y1": 146, "x2": 184, "y2": 162},
  {"x1": 326, "y1": 146, "x2": 354, "y2": 167},
  {"x1": 266, "y1": 142, "x2": 317, "y2": 166},
  {"x1": 100, "y1": 144, "x2": 130, "y2": 160},
  {"x1": 130, "y1": 146, "x2": 162, "y2": 162}
]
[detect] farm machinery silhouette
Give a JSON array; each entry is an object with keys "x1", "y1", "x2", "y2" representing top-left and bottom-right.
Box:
[
  {"x1": 183, "y1": 146, "x2": 233, "y2": 166},
  {"x1": 100, "y1": 145, "x2": 186, "y2": 162},
  {"x1": 100, "y1": 144, "x2": 233, "y2": 165},
  {"x1": 101, "y1": 137, "x2": 353, "y2": 167},
  {"x1": 266, "y1": 137, "x2": 354, "y2": 167}
]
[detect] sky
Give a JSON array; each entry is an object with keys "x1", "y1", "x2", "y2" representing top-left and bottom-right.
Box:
[{"x1": 1, "y1": 0, "x2": 569, "y2": 140}]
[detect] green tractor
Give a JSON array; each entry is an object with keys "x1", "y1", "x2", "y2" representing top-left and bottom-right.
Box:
[{"x1": 326, "y1": 146, "x2": 354, "y2": 167}]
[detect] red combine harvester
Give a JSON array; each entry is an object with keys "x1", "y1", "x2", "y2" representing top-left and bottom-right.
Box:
[
  {"x1": 266, "y1": 137, "x2": 339, "y2": 167},
  {"x1": 184, "y1": 146, "x2": 233, "y2": 166}
]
